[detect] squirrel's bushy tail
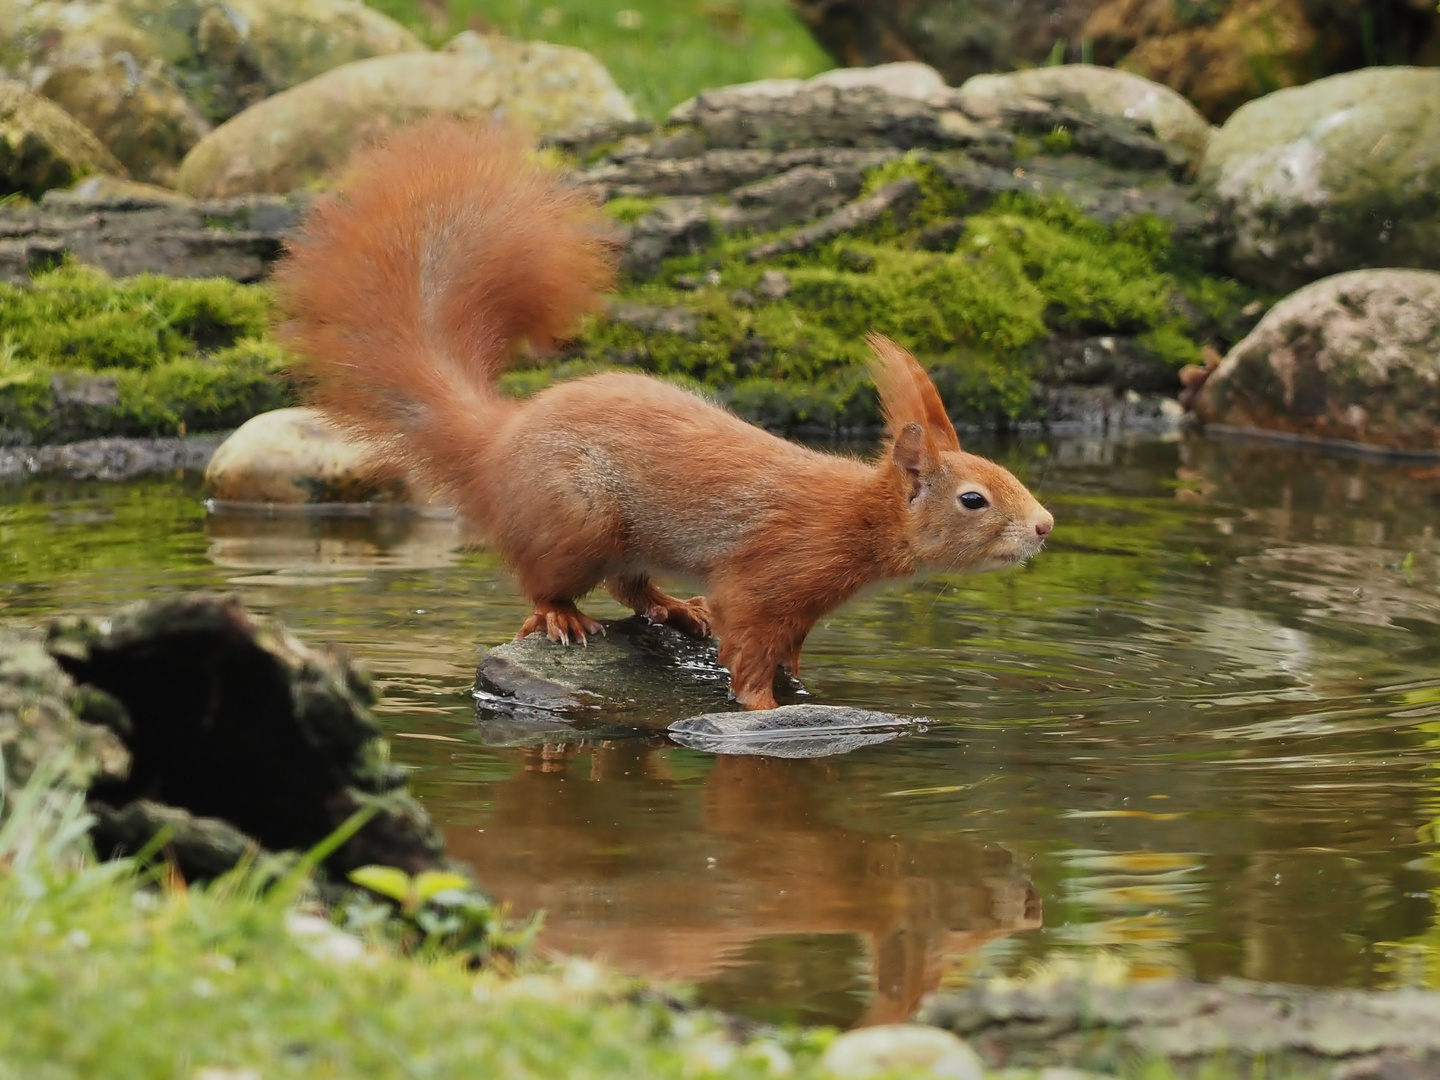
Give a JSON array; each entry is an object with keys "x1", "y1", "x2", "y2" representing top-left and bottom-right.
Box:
[{"x1": 273, "y1": 117, "x2": 615, "y2": 496}]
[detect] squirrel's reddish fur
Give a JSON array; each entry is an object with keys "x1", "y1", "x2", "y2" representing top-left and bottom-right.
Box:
[{"x1": 276, "y1": 118, "x2": 1055, "y2": 710}]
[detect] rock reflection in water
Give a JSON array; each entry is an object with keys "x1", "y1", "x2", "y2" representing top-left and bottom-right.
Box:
[
  {"x1": 205, "y1": 508, "x2": 468, "y2": 578},
  {"x1": 444, "y1": 742, "x2": 1039, "y2": 1027}
]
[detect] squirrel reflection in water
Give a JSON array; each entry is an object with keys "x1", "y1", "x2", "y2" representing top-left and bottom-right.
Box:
[{"x1": 443, "y1": 741, "x2": 1040, "y2": 1025}]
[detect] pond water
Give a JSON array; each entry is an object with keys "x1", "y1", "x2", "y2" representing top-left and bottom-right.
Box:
[{"x1": 4, "y1": 433, "x2": 1440, "y2": 1026}]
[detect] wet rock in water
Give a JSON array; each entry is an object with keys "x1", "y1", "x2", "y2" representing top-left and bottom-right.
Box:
[
  {"x1": 176, "y1": 38, "x2": 637, "y2": 197},
  {"x1": 476, "y1": 616, "x2": 735, "y2": 722},
  {"x1": 668, "y1": 704, "x2": 916, "y2": 759},
  {"x1": 1197, "y1": 68, "x2": 1440, "y2": 292},
  {"x1": 0, "y1": 78, "x2": 124, "y2": 198},
  {"x1": 203, "y1": 407, "x2": 426, "y2": 505},
  {"x1": 471, "y1": 710, "x2": 632, "y2": 749},
  {"x1": 477, "y1": 621, "x2": 917, "y2": 756},
  {"x1": 953, "y1": 64, "x2": 1214, "y2": 175},
  {"x1": 46, "y1": 592, "x2": 446, "y2": 879},
  {"x1": 1195, "y1": 270, "x2": 1440, "y2": 453},
  {"x1": 0, "y1": 0, "x2": 423, "y2": 185},
  {"x1": 819, "y1": 1023, "x2": 983, "y2": 1080}
]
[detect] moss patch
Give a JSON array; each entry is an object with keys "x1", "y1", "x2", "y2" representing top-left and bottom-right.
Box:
[
  {"x1": 547, "y1": 157, "x2": 1264, "y2": 434},
  {"x1": 0, "y1": 264, "x2": 292, "y2": 444},
  {"x1": 1, "y1": 159, "x2": 1264, "y2": 444},
  {"x1": 605, "y1": 195, "x2": 661, "y2": 224}
]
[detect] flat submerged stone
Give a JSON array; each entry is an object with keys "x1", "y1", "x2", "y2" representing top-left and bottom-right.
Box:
[
  {"x1": 475, "y1": 616, "x2": 737, "y2": 722},
  {"x1": 668, "y1": 704, "x2": 916, "y2": 759},
  {"x1": 474, "y1": 617, "x2": 917, "y2": 757}
]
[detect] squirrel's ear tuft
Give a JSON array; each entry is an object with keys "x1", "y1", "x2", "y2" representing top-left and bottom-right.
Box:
[{"x1": 867, "y1": 332, "x2": 960, "y2": 451}]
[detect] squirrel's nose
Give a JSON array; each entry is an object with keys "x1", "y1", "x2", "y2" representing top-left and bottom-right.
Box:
[{"x1": 1034, "y1": 513, "x2": 1053, "y2": 539}]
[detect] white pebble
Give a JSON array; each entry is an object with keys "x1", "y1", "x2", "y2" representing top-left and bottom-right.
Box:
[{"x1": 819, "y1": 1024, "x2": 983, "y2": 1080}]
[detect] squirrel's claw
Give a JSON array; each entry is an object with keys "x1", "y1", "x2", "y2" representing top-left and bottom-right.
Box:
[{"x1": 517, "y1": 603, "x2": 605, "y2": 648}]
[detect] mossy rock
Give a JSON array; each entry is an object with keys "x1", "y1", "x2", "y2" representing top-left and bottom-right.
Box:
[
  {"x1": 174, "y1": 0, "x2": 426, "y2": 119},
  {"x1": 557, "y1": 167, "x2": 1253, "y2": 433},
  {"x1": 0, "y1": 0, "x2": 423, "y2": 185},
  {"x1": 47, "y1": 592, "x2": 447, "y2": 878},
  {"x1": 176, "y1": 46, "x2": 638, "y2": 197},
  {"x1": 554, "y1": 66, "x2": 1259, "y2": 435},
  {"x1": 0, "y1": 263, "x2": 291, "y2": 444},
  {"x1": 0, "y1": 78, "x2": 124, "y2": 198},
  {"x1": 0, "y1": 629, "x2": 129, "y2": 797},
  {"x1": 1197, "y1": 67, "x2": 1440, "y2": 292},
  {"x1": 0, "y1": 3, "x2": 212, "y2": 187}
]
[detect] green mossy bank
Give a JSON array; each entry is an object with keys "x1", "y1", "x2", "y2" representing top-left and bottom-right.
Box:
[
  {"x1": 0, "y1": 265, "x2": 288, "y2": 446},
  {"x1": 0, "y1": 157, "x2": 1261, "y2": 445},
  {"x1": 549, "y1": 158, "x2": 1261, "y2": 434}
]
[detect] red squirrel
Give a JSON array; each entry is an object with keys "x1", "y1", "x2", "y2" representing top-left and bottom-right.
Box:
[{"x1": 275, "y1": 118, "x2": 1055, "y2": 711}]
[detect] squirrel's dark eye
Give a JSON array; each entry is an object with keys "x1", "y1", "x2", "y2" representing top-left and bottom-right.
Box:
[{"x1": 958, "y1": 491, "x2": 988, "y2": 510}]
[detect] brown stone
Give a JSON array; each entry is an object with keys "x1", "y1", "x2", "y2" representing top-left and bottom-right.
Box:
[
  {"x1": 0, "y1": 0, "x2": 424, "y2": 185},
  {"x1": 1195, "y1": 269, "x2": 1440, "y2": 452},
  {"x1": 0, "y1": 78, "x2": 123, "y2": 198}
]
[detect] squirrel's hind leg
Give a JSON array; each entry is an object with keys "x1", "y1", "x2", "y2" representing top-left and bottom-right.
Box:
[
  {"x1": 605, "y1": 575, "x2": 711, "y2": 639},
  {"x1": 517, "y1": 599, "x2": 606, "y2": 647}
]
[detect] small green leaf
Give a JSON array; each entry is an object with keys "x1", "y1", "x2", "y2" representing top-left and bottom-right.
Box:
[
  {"x1": 412, "y1": 871, "x2": 473, "y2": 904},
  {"x1": 349, "y1": 865, "x2": 414, "y2": 904}
]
